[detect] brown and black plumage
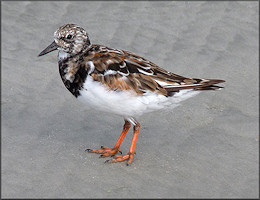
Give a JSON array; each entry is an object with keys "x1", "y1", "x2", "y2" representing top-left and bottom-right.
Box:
[{"x1": 39, "y1": 24, "x2": 225, "y2": 165}]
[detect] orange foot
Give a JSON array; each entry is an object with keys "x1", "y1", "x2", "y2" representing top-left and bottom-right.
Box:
[
  {"x1": 105, "y1": 152, "x2": 135, "y2": 166},
  {"x1": 86, "y1": 146, "x2": 122, "y2": 157}
]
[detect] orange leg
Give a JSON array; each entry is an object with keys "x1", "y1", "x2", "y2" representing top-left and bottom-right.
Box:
[
  {"x1": 86, "y1": 120, "x2": 131, "y2": 157},
  {"x1": 105, "y1": 121, "x2": 141, "y2": 165}
]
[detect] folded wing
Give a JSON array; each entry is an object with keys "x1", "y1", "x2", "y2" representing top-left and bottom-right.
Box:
[{"x1": 87, "y1": 45, "x2": 225, "y2": 96}]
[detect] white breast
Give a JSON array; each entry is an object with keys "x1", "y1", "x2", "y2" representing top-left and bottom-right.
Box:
[{"x1": 77, "y1": 76, "x2": 200, "y2": 119}]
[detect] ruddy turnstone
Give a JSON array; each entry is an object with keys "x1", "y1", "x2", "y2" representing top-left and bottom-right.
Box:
[{"x1": 38, "y1": 24, "x2": 225, "y2": 165}]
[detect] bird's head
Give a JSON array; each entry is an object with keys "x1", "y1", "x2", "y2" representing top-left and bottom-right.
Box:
[{"x1": 38, "y1": 24, "x2": 91, "y2": 57}]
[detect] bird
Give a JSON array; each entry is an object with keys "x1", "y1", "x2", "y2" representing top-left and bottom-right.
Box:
[{"x1": 38, "y1": 24, "x2": 225, "y2": 165}]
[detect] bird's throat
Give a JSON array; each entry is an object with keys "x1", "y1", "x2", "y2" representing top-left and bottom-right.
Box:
[{"x1": 58, "y1": 51, "x2": 70, "y2": 61}]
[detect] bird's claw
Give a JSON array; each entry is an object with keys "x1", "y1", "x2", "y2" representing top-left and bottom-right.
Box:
[
  {"x1": 103, "y1": 153, "x2": 134, "y2": 165},
  {"x1": 86, "y1": 146, "x2": 122, "y2": 157}
]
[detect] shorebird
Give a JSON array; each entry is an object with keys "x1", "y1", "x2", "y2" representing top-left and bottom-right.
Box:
[{"x1": 38, "y1": 24, "x2": 225, "y2": 165}]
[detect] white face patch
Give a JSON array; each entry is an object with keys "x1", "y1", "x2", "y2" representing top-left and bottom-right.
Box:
[{"x1": 58, "y1": 51, "x2": 69, "y2": 61}]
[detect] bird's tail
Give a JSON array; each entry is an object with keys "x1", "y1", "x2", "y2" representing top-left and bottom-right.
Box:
[{"x1": 164, "y1": 79, "x2": 225, "y2": 93}]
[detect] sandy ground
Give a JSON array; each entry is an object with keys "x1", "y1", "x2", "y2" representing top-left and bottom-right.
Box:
[{"x1": 1, "y1": 1, "x2": 259, "y2": 198}]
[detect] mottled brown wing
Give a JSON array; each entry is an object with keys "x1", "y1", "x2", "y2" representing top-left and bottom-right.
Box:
[
  {"x1": 87, "y1": 45, "x2": 225, "y2": 96},
  {"x1": 124, "y1": 49, "x2": 225, "y2": 93}
]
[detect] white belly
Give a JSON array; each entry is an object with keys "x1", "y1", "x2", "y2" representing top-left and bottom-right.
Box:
[{"x1": 77, "y1": 76, "x2": 200, "y2": 118}]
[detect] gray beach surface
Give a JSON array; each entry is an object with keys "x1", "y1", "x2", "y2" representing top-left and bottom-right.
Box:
[{"x1": 2, "y1": 1, "x2": 259, "y2": 198}]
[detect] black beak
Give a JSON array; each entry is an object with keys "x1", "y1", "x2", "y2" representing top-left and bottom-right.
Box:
[{"x1": 38, "y1": 41, "x2": 58, "y2": 57}]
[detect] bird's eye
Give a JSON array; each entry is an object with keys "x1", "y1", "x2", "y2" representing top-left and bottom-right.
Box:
[{"x1": 66, "y1": 34, "x2": 73, "y2": 39}]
